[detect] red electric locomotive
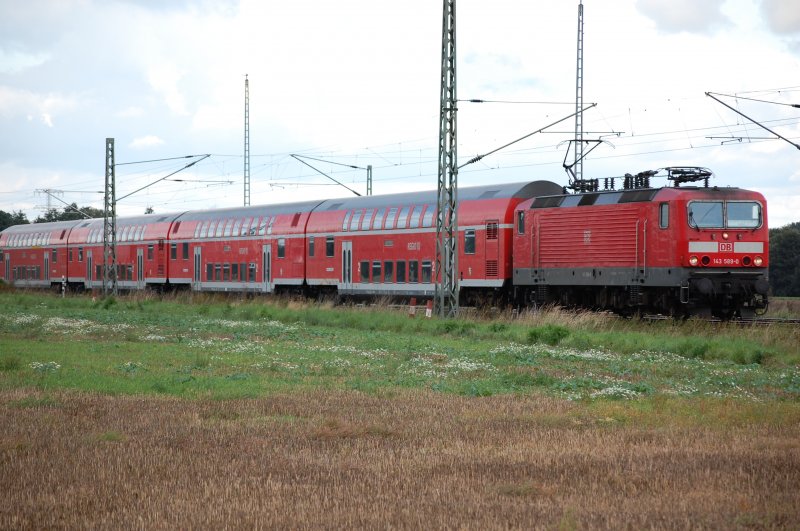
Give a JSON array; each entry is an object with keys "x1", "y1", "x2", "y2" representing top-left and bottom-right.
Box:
[{"x1": 512, "y1": 169, "x2": 769, "y2": 318}]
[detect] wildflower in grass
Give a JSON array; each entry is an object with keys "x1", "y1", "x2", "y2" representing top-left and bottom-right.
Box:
[
  {"x1": 590, "y1": 385, "x2": 640, "y2": 400},
  {"x1": 118, "y1": 361, "x2": 145, "y2": 374},
  {"x1": 30, "y1": 361, "x2": 61, "y2": 373}
]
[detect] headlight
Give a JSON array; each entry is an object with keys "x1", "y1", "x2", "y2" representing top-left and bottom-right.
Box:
[
  {"x1": 754, "y1": 256, "x2": 763, "y2": 267},
  {"x1": 689, "y1": 256, "x2": 699, "y2": 266}
]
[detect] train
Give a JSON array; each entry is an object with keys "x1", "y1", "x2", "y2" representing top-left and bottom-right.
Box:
[{"x1": 0, "y1": 168, "x2": 770, "y2": 318}]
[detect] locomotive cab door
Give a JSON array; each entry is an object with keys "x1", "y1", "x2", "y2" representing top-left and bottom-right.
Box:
[
  {"x1": 341, "y1": 240, "x2": 353, "y2": 293},
  {"x1": 262, "y1": 244, "x2": 273, "y2": 293},
  {"x1": 193, "y1": 246, "x2": 202, "y2": 290}
]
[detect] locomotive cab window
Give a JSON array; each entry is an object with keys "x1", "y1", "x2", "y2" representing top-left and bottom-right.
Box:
[
  {"x1": 659, "y1": 202, "x2": 669, "y2": 229},
  {"x1": 516, "y1": 211, "x2": 525, "y2": 234},
  {"x1": 727, "y1": 201, "x2": 761, "y2": 228},
  {"x1": 688, "y1": 201, "x2": 723, "y2": 228}
]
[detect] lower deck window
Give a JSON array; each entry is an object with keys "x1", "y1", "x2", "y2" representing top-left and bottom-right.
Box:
[
  {"x1": 360, "y1": 261, "x2": 370, "y2": 282},
  {"x1": 421, "y1": 261, "x2": 432, "y2": 283},
  {"x1": 396, "y1": 261, "x2": 406, "y2": 283},
  {"x1": 384, "y1": 261, "x2": 394, "y2": 283}
]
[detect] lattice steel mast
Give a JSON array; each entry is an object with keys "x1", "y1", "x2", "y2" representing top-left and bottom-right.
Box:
[
  {"x1": 103, "y1": 138, "x2": 117, "y2": 295},
  {"x1": 435, "y1": 0, "x2": 459, "y2": 318},
  {"x1": 244, "y1": 74, "x2": 251, "y2": 206},
  {"x1": 573, "y1": 0, "x2": 584, "y2": 186}
]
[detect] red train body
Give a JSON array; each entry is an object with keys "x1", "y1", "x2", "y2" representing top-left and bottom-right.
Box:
[{"x1": 0, "y1": 178, "x2": 770, "y2": 317}]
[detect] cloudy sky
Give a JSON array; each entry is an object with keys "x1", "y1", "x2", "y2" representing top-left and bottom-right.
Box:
[{"x1": 1, "y1": 0, "x2": 799, "y2": 227}]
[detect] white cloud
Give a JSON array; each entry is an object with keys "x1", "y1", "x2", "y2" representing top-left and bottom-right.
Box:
[
  {"x1": 146, "y1": 63, "x2": 187, "y2": 115},
  {"x1": 636, "y1": 0, "x2": 729, "y2": 34},
  {"x1": 129, "y1": 135, "x2": 165, "y2": 149},
  {"x1": 0, "y1": 48, "x2": 50, "y2": 74},
  {"x1": 760, "y1": 0, "x2": 800, "y2": 34}
]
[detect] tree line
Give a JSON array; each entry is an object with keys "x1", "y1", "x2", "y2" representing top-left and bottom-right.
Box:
[{"x1": 1, "y1": 208, "x2": 799, "y2": 296}]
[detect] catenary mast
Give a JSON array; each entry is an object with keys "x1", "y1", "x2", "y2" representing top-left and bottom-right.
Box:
[{"x1": 435, "y1": 0, "x2": 458, "y2": 318}]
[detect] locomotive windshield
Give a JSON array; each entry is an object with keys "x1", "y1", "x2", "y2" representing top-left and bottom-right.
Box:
[{"x1": 687, "y1": 200, "x2": 761, "y2": 229}]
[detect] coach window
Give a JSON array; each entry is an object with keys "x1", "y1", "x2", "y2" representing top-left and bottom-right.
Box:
[
  {"x1": 182, "y1": 242, "x2": 189, "y2": 260},
  {"x1": 517, "y1": 211, "x2": 525, "y2": 234},
  {"x1": 350, "y1": 210, "x2": 362, "y2": 231},
  {"x1": 308, "y1": 236, "x2": 315, "y2": 257},
  {"x1": 248, "y1": 263, "x2": 256, "y2": 282},
  {"x1": 78, "y1": 247, "x2": 83, "y2": 262},
  {"x1": 409, "y1": 260, "x2": 419, "y2": 283},
  {"x1": 396, "y1": 206, "x2": 410, "y2": 229},
  {"x1": 52, "y1": 249, "x2": 57, "y2": 263},
  {"x1": 231, "y1": 263, "x2": 238, "y2": 280},
  {"x1": 215, "y1": 220, "x2": 225, "y2": 238},
  {"x1": 396, "y1": 261, "x2": 406, "y2": 283},
  {"x1": 384, "y1": 261, "x2": 394, "y2": 283},
  {"x1": 464, "y1": 229, "x2": 476, "y2": 254},
  {"x1": 277, "y1": 238, "x2": 286, "y2": 258},
  {"x1": 342, "y1": 211, "x2": 352, "y2": 231},
  {"x1": 223, "y1": 219, "x2": 233, "y2": 237},
  {"x1": 69, "y1": 249, "x2": 74, "y2": 262},
  {"x1": 360, "y1": 261, "x2": 370, "y2": 282},
  {"x1": 194, "y1": 224, "x2": 202, "y2": 239},
  {"x1": 372, "y1": 261, "x2": 382, "y2": 282},
  {"x1": 215, "y1": 264, "x2": 222, "y2": 281},
  {"x1": 170, "y1": 243, "x2": 177, "y2": 260},
  {"x1": 421, "y1": 261, "x2": 432, "y2": 283},
  {"x1": 232, "y1": 219, "x2": 241, "y2": 237},
  {"x1": 362, "y1": 209, "x2": 374, "y2": 230},
  {"x1": 223, "y1": 263, "x2": 230, "y2": 281},
  {"x1": 257, "y1": 218, "x2": 268, "y2": 236},
  {"x1": 326, "y1": 236, "x2": 335, "y2": 257},
  {"x1": 206, "y1": 263, "x2": 213, "y2": 281},
  {"x1": 659, "y1": 203, "x2": 669, "y2": 229},
  {"x1": 372, "y1": 208, "x2": 386, "y2": 230},
  {"x1": 384, "y1": 207, "x2": 398, "y2": 229},
  {"x1": 267, "y1": 217, "x2": 275, "y2": 235},
  {"x1": 147, "y1": 244, "x2": 154, "y2": 260}
]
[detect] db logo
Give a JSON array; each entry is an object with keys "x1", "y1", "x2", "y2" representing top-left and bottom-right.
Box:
[{"x1": 719, "y1": 242, "x2": 733, "y2": 252}]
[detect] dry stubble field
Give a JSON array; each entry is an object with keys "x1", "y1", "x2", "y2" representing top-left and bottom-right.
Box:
[{"x1": 2, "y1": 388, "x2": 799, "y2": 529}]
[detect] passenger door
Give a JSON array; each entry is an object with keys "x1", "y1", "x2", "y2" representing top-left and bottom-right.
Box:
[
  {"x1": 85, "y1": 250, "x2": 93, "y2": 290},
  {"x1": 193, "y1": 246, "x2": 202, "y2": 290},
  {"x1": 262, "y1": 244, "x2": 273, "y2": 293},
  {"x1": 341, "y1": 240, "x2": 353, "y2": 292},
  {"x1": 137, "y1": 248, "x2": 145, "y2": 289}
]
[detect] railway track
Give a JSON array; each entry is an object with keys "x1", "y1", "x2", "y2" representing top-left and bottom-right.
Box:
[{"x1": 643, "y1": 314, "x2": 800, "y2": 325}]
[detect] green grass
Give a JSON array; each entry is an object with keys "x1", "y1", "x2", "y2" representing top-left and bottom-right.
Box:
[{"x1": 0, "y1": 291, "x2": 798, "y2": 401}]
